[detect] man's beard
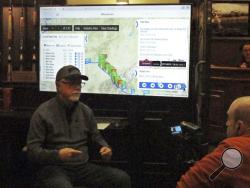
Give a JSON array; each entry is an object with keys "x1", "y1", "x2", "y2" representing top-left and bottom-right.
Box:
[{"x1": 69, "y1": 93, "x2": 81, "y2": 102}]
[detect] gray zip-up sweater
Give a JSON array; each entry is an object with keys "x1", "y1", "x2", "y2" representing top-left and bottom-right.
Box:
[{"x1": 27, "y1": 95, "x2": 109, "y2": 166}]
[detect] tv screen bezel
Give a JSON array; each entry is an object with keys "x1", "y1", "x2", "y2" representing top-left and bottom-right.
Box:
[{"x1": 38, "y1": 3, "x2": 194, "y2": 113}]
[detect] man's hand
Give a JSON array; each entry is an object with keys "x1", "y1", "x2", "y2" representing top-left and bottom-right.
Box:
[
  {"x1": 240, "y1": 62, "x2": 247, "y2": 68},
  {"x1": 99, "y1": 146, "x2": 112, "y2": 161},
  {"x1": 58, "y1": 148, "x2": 82, "y2": 161}
]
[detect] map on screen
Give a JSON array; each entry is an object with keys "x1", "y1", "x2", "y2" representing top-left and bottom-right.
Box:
[{"x1": 39, "y1": 5, "x2": 191, "y2": 98}]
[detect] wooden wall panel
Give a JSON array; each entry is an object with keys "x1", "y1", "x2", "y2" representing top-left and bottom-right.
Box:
[{"x1": 210, "y1": 39, "x2": 249, "y2": 67}]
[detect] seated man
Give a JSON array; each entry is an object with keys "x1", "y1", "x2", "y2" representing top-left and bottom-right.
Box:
[
  {"x1": 27, "y1": 65, "x2": 131, "y2": 188},
  {"x1": 177, "y1": 96, "x2": 250, "y2": 188},
  {"x1": 239, "y1": 43, "x2": 250, "y2": 68}
]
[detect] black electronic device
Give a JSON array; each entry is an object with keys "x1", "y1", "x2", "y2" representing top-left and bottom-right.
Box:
[
  {"x1": 170, "y1": 124, "x2": 183, "y2": 135},
  {"x1": 180, "y1": 121, "x2": 200, "y2": 131}
]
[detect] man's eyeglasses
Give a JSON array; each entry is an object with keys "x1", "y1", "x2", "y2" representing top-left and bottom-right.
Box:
[{"x1": 59, "y1": 80, "x2": 86, "y2": 87}]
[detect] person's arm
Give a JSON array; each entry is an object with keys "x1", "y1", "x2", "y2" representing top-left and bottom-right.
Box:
[
  {"x1": 177, "y1": 142, "x2": 230, "y2": 188},
  {"x1": 26, "y1": 111, "x2": 61, "y2": 164},
  {"x1": 88, "y1": 109, "x2": 109, "y2": 147},
  {"x1": 87, "y1": 109, "x2": 112, "y2": 159}
]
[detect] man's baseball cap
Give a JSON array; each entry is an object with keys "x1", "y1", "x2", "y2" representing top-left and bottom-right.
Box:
[{"x1": 56, "y1": 65, "x2": 88, "y2": 81}]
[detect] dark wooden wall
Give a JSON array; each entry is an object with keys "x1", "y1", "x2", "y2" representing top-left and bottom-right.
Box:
[
  {"x1": 207, "y1": 66, "x2": 250, "y2": 143},
  {"x1": 207, "y1": 0, "x2": 250, "y2": 142},
  {"x1": 210, "y1": 39, "x2": 249, "y2": 67}
]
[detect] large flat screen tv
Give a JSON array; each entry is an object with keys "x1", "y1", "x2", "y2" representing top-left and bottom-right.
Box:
[{"x1": 39, "y1": 4, "x2": 192, "y2": 98}]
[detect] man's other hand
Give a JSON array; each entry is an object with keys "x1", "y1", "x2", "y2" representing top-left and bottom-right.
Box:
[
  {"x1": 99, "y1": 146, "x2": 112, "y2": 160},
  {"x1": 58, "y1": 148, "x2": 82, "y2": 161}
]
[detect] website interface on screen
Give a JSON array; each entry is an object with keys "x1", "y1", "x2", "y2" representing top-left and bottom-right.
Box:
[{"x1": 40, "y1": 5, "x2": 191, "y2": 97}]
